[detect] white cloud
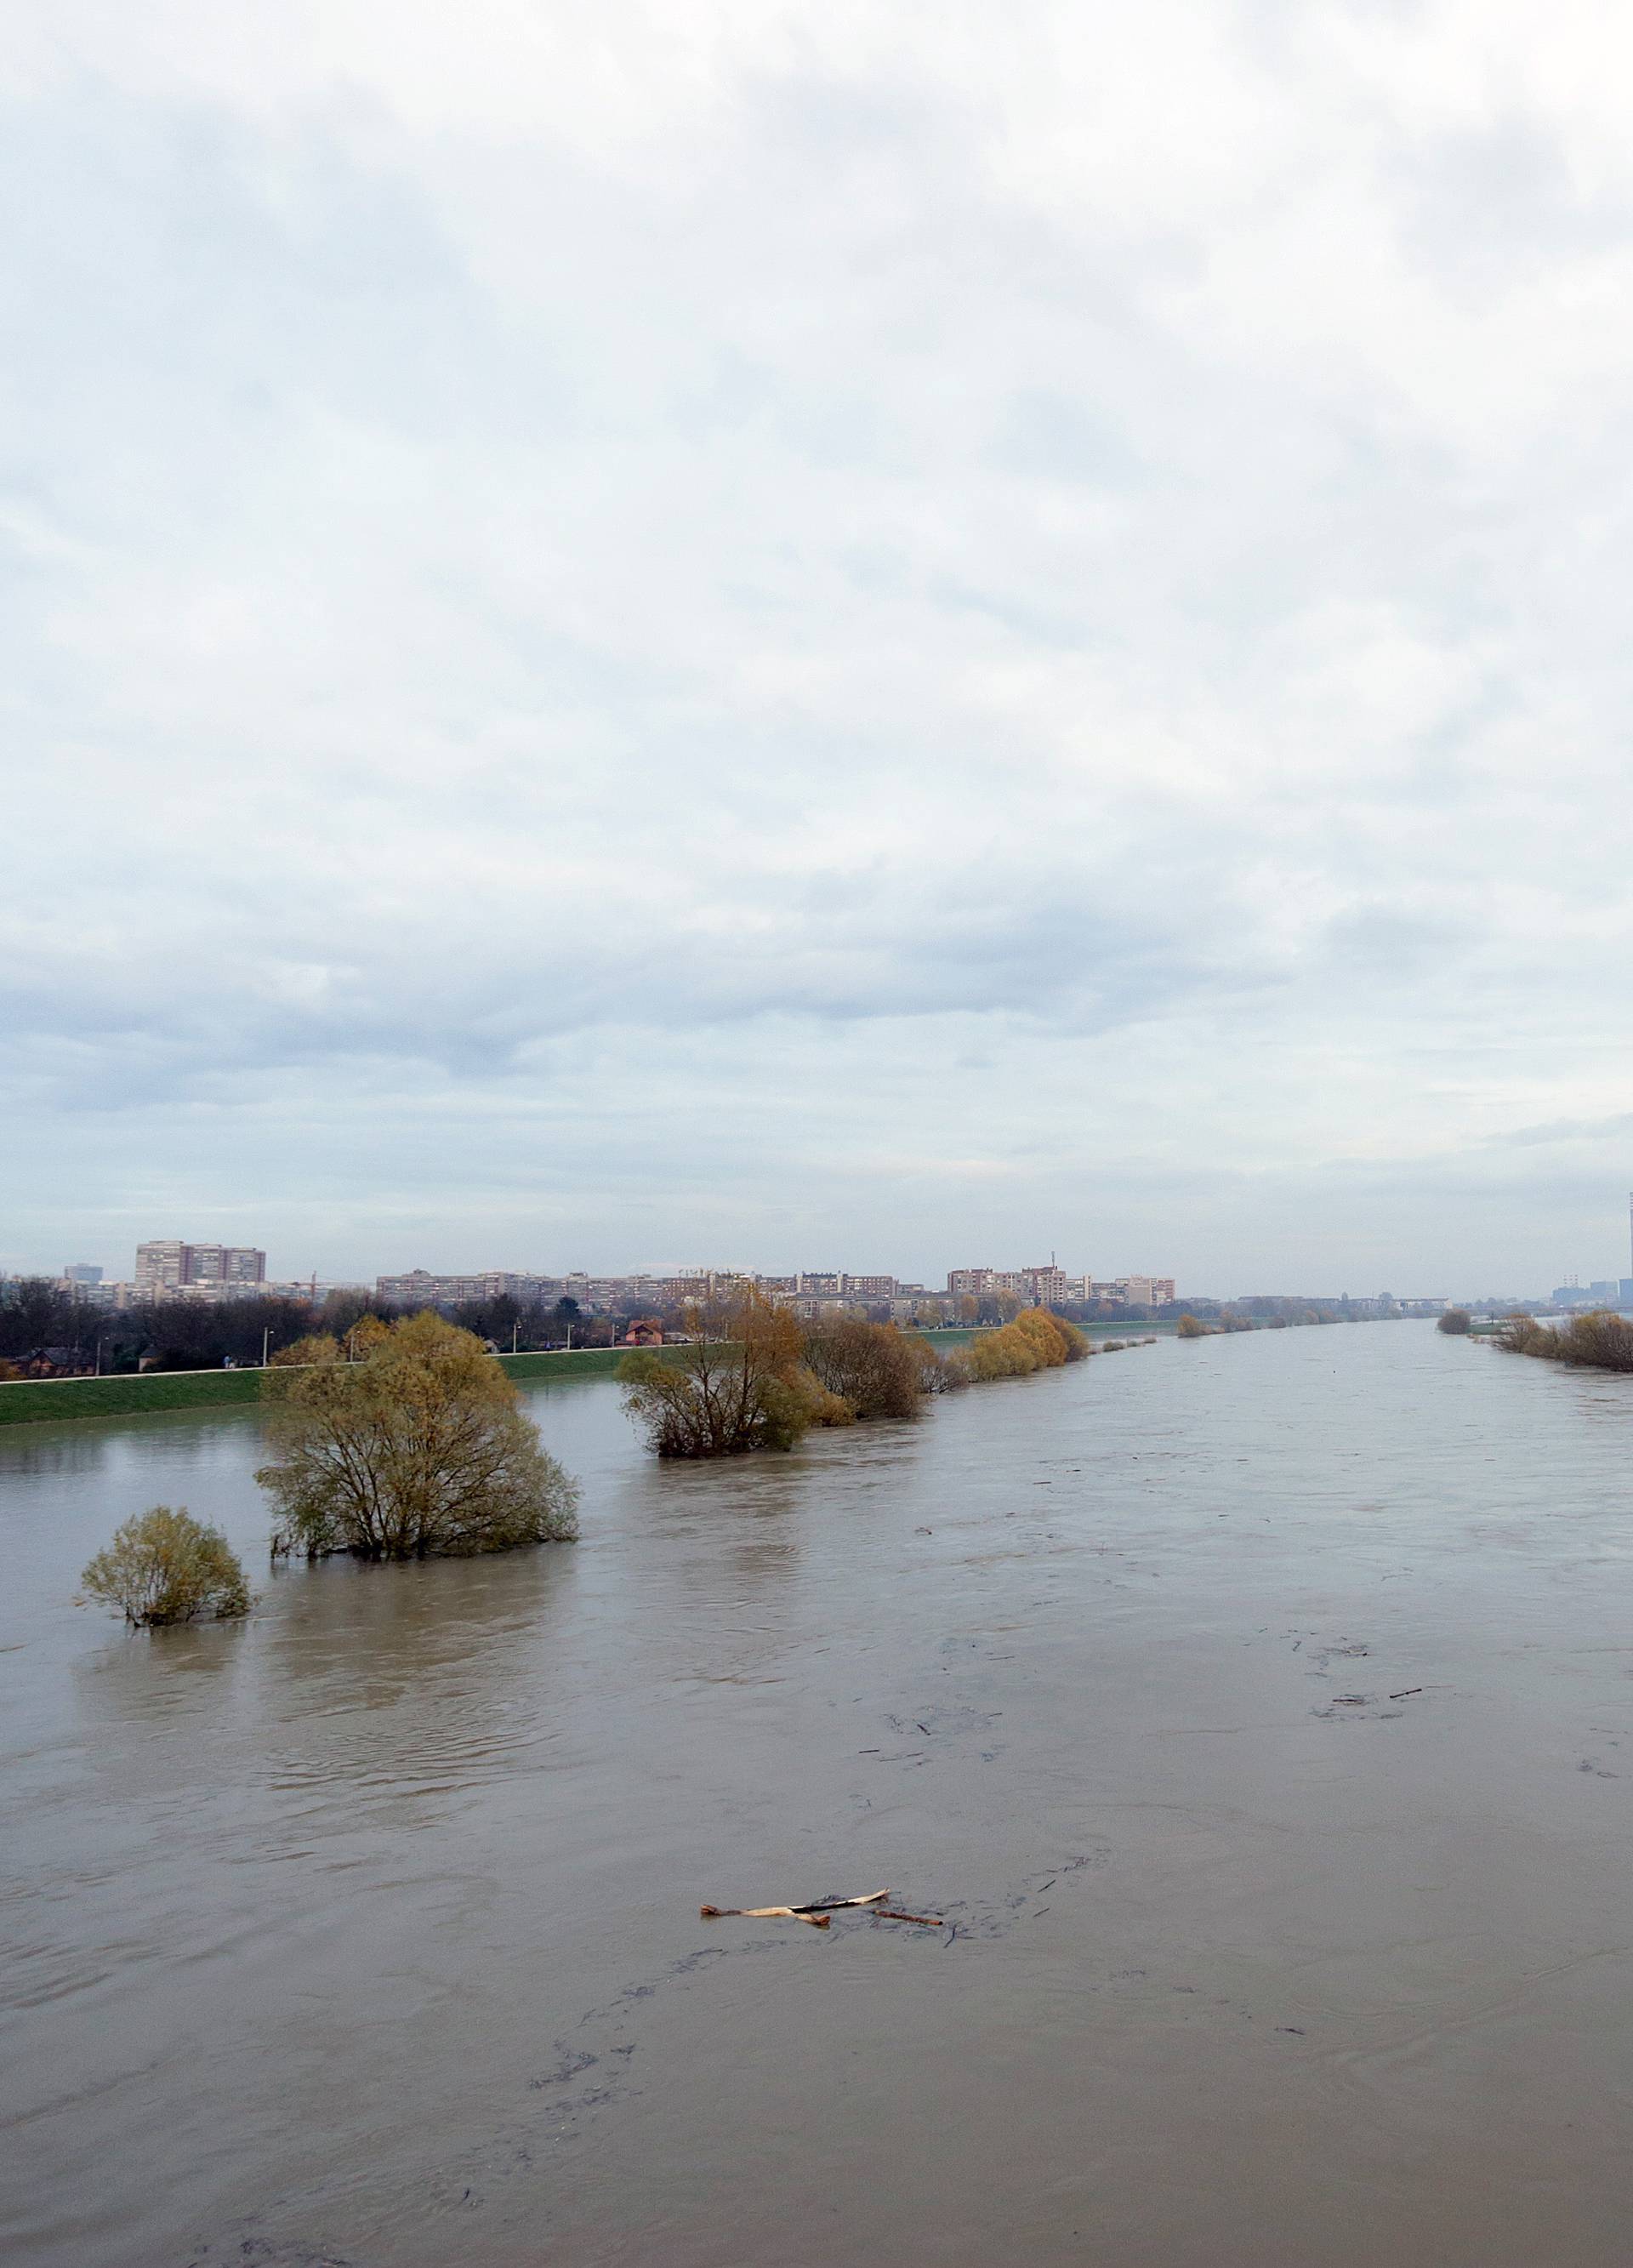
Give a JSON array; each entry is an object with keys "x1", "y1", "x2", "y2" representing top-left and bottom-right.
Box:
[{"x1": 4, "y1": 0, "x2": 1632, "y2": 1290}]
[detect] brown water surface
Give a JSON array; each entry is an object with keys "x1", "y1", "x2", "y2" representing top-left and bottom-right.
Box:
[{"x1": 4, "y1": 1324, "x2": 1633, "y2": 2265}]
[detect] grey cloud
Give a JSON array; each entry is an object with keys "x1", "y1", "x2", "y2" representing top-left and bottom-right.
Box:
[{"x1": 6, "y1": 3, "x2": 1633, "y2": 1286}]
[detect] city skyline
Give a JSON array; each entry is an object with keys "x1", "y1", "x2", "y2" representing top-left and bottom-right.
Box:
[{"x1": 21, "y1": 1228, "x2": 1632, "y2": 1309}]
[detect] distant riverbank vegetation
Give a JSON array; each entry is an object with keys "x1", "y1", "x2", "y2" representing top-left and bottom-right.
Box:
[
  {"x1": 1178, "y1": 1306, "x2": 1341, "y2": 1338},
  {"x1": 1492, "y1": 1311, "x2": 1633, "y2": 1373},
  {"x1": 1437, "y1": 1308, "x2": 1472, "y2": 1335},
  {"x1": 257, "y1": 1314, "x2": 579, "y2": 1559},
  {"x1": 619, "y1": 1290, "x2": 1090, "y2": 1459}
]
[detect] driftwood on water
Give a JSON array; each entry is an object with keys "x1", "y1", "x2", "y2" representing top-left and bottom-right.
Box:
[{"x1": 700, "y1": 1889, "x2": 946, "y2": 1929}]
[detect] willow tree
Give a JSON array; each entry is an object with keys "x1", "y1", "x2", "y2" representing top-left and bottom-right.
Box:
[
  {"x1": 619, "y1": 1285, "x2": 816, "y2": 1456},
  {"x1": 257, "y1": 1312, "x2": 579, "y2": 1559}
]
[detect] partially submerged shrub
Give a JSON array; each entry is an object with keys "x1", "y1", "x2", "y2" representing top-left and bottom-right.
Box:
[
  {"x1": 259, "y1": 1312, "x2": 579, "y2": 1558},
  {"x1": 801, "y1": 1318, "x2": 925, "y2": 1420},
  {"x1": 1548, "y1": 1311, "x2": 1633, "y2": 1371},
  {"x1": 1437, "y1": 1308, "x2": 1472, "y2": 1336},
  {"x1": 621, "y1": 1288, "x2": 811, "y2": 1457},
  {"x1": 83, "y1": 1507, "x2": 251, "y2": 1627},
  {"x1": 623, "y1": 1296, "x2": 1089, "y2": 1457},
  {"x1": 959, "y1": 1309, "x2": 1083, "y2": 1382},
  {"x1": 913, "y1": 1335, "x2": 969, "y2": 1392},
  {"x1": 1175, "y1": 1314, "x2": 1211, "y2": 1339}
]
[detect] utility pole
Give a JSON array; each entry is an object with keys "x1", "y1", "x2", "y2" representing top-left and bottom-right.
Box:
[{"x1": 262, "y1": 1326, "x2": 270, "y2": 1367}]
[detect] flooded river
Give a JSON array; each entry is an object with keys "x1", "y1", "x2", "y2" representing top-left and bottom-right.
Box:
[{"x1": 5, "y1": 1322, "x2": 1633, "y2": 2266}]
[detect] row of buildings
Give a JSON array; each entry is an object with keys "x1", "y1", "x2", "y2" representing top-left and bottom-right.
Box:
[
  {"x1": 48, "y1": 1245, "x2": 1178, "y2": 1318},
  {"x1": 373, "y1": 1261, "x2": 1177, "y2": 1317},
  {"x1": 945, "y1": 1266, "x2": 1176, "y2": 1308},
  {"x1": 56, "y1": 1244, "x2": 325, "y2": 1311}
]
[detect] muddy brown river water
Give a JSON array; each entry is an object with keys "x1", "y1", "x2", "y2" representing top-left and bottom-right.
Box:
[{"x1": 4, "y1": 1322, "x2": 1633, "y2": 2265}]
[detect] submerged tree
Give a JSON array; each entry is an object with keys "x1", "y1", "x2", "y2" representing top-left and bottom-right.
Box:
[
  {"x1": 1437, "y1": 1308, "x2": 1472, "y2": 1336},
  {"x1": 619, "y1": 1286, "x2": 818, "y2": 1457},
  {"x1": 83, "y1": 1507, "x2": 251, "y2": 1627},
  {"x1": 800, "y1": 1317, "x2": 926, "y2": 1420},
  {"x1": 257, "y1": 1312, "x2": 579, "y2": 1559}
]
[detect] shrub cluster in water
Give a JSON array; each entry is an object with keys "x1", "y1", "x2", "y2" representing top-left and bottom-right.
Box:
[
  {"x1": 1492, "y1": 1310, "x2": 1633, "y2": 1371},
  {"x1": 955, "y1": 1308, "x2": 1088, "y2": 1381},
  {"x1": 620, "y1": 1291, "x2": 1090, "y2": 1458},
  {"x1": 82, "y1": 1507, "x2": 251, "y2": 1627}
]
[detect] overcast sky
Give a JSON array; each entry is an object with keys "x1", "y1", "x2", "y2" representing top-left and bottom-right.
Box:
[{"x1": 6, "y1": 2, "x2": 1633, "y2": 1295}]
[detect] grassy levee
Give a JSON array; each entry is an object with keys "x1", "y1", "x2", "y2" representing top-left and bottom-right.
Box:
[
  {"x1": 0, "y1": 1320, "x2": 1165, "y2": 1429},
  {"x1": 0, "y1": 1368, "x2": 270, "y2": 1426},
  {"x1": 0, "y1": 1342, "x2": 683, "y2": 1427}
]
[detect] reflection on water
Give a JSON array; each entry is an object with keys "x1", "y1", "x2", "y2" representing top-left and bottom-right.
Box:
[{"x1": 7, "y1": 1330, "x2": 1633, "y2": 2265}]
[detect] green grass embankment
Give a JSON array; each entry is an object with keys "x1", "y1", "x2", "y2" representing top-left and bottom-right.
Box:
[
  {"x1": 0, "y1": 1320, "x2": 1169, "y2": 1429},
  {"x1": 0, "y1": 1342, "x2": 684, "y2": 1427}
]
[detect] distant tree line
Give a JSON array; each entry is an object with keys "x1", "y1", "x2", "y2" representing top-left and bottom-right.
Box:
[
  {"x1": 0, "y1": 1274, "x2": 1368, "y2": 1383},
  {"x1": 0, "y1": 1278, "x2": 638, "y2": 1377}
]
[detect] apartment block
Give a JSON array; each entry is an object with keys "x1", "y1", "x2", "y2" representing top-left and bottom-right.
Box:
[
  {"x1": 1090, "y1": 1276, "x2": 1175, "y2": 1308},
  {"x1": 376, "y1": 1269, "x2": 493, "y2": 1306},
  {"x1": 135, "y1": 1239, "x2": 266, "y2": 1292},
  {"x1": 947, "y1": 1264, "x2": 1069, "y2": 1305},
  {"x1": 1013, "y1": 1265, "x2": 1068, "y2": 1305}
]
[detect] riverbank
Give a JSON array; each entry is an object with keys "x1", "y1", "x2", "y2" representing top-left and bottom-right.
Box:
[
  {"x1": 0, "y1": 1343, "x2": 664, "y2": 1427},
  {"x1": 0, "y1": 1321, "x2": 1174, "y2": 1429}
]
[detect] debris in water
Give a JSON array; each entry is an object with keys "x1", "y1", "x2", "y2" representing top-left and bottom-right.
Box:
[
  {"x1": 700, "y1": 1889, "x2": 945, "y2": 1930},
  {"x1": 1389, "y1": 1688, "x2": 1423, "y2": 1701},
  {"x1": 700, "y1": 1889, "x2": 890, "y2": 1929}
]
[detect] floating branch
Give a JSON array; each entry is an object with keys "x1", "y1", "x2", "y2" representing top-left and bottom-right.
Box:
[{"x1": 700, "y1": 1889, "x2": 896, "y2": 1929}]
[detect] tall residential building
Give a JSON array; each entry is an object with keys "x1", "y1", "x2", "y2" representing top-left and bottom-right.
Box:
[
  {"x1": 135, "y1": 1239, "x2": 267, "y2": 1292},
  {"x1": 135, "y1": 1239, "x2": 187, "y2": 1291},
  {"x1": 1011, "y1": 1265, "x2": 1068, "y2": 1306},
  {"x1": 947, "y1": 1265, "x2": 1070, "y2": 1305}
]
